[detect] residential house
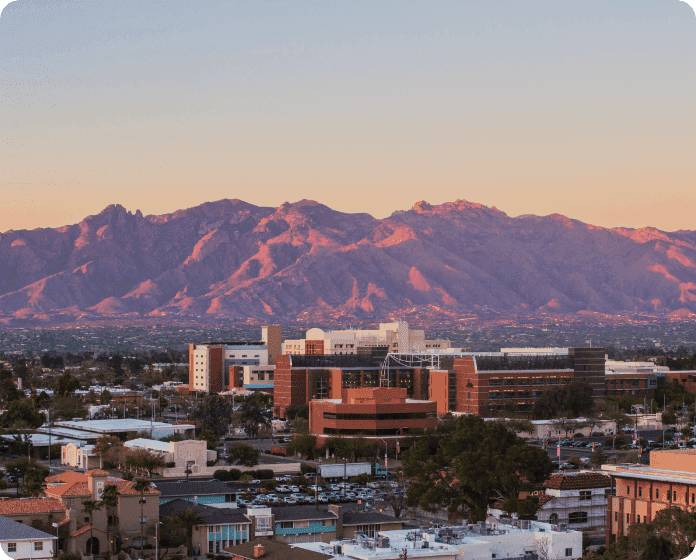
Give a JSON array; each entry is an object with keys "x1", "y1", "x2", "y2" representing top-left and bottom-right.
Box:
[{"x1": 0, "y1": 515, "x2": 57, "y2": 560}]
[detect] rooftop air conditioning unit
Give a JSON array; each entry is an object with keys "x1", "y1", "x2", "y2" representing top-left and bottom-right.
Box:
[
  {"x1": 560, "y1": 523, "x2": 568, "y2": 532},
  {"x1": 377, "y1": 537, "x2": 390, "y2": 548}
]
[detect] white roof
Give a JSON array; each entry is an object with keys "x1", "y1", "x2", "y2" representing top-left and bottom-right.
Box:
[
  {"x1": 54, "y1": 419, "x2": 194, "y2": 433},
  {"x1": 124, "y1": 438, "x2": 171, "y2": 452}
]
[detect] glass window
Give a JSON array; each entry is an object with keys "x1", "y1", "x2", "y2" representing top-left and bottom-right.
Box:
[
  {"x1": 35, "y1": 542, "x2": 43, "y2": 551},
  {"x1": 8, "y1": 544, "x2": 16, "y2": 553},
  {"x1": 579, "y1": 491, "x2": 591, "y2": 501},
  {"x1": 569, "y1": 512, "x2": 588, "y2": 524},
  {"x1": 565, "y1": 549, "x2": 573, "y2": 557}
]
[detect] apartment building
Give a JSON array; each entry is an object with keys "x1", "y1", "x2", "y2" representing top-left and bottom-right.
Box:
[
  {"x1": 534, "y1": 473, "x2": 612, "y2": 539},
  {"x1": 43, "y1": 469, "x2": 160, "y2": 554},
  {"x1": 603, "y1": 449, "x2": 696, "y2": 545},
  {"x1": 282, "y1": 322, "x2": 450, "y2": 356}
]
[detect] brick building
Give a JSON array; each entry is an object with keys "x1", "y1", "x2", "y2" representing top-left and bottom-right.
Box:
[
  {"x1": 665, "y1": 370, "x2": 696, "y2": 393},
  {"x1": 189, "y1": 341, "x2": 268, "y2": 393},
  {"x1": 603, "y1": 449, "x2": 696, "y2": 545},
  {"x1": 273, "y1": 350, "x2": 429, "y2": 419},
  {"x1": 309, "y1": 387, "x2": 437, "y2": 444},
  {"x1": 392, "y1": 347, "x2": 605, "y2": 416}
]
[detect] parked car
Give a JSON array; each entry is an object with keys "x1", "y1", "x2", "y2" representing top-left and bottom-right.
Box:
[{"x1": 288, "y1": 485, "x2": 300, "y2": 493}]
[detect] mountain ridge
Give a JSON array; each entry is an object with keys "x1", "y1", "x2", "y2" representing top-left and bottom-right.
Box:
[{"x1": 1, "y1": 198, "x2": 695, "y2": 325}]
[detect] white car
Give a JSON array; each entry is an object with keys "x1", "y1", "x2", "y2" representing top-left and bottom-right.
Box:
[{"x1": 288, "y1": 485, "x2": 300, "y2": 492}]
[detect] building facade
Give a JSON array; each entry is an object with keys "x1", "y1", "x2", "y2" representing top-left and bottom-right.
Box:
[
  {"x1": 282, "y1": 322, "x2": 450, "y2": 356},
  {"x1": 189, "y1": 342, "x2": 269, "y2": 393},
  {"x1": 262, "y1": 325, "x2": 283, "y2": 365},
  {"x1": 603, "y1": 449, "x2": 696, "y2": 545},
  {"x1": 274, "y1": 352, "x2": 429, "y2": 419},
  {"x1": 309, "y1": 387, "x2": 437, "y2": 444}
]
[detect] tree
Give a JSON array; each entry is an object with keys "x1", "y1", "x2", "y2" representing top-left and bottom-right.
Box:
[
  {"x1": 100, "y1": 389, "x2": 112, "y2": 405},
  {"x1": 190, "y1": 394, "x2": 235, "y2": 438},
  {"x1": 662, "y1": 411, "x2": 677, "y2": 426},
  {"x1": 227, "y1": 444, "x2": 260, "y2": 467},
  {"x1": 173, "y1": 508, "x2": 205, "y2": 556},
  {"x1": 381, "y1": 473, "x2": 408, "y2": 519},
  {"x1": 0, "y1": 399, "x2": 45, "y2": 429},
  {"x1": 158, "y1": 515, "x2": 187, "y2": 559},
  {"x1": 240, "y1": 399, "x2": 270, "y2": 439},
  {"x1": 51, "y1": 396, "x2": 88, "y2": 420},
  {"x1": 589, "y1": 447, "x2": 606, "y2": 469},
  {"x1": 22, "y1": 464, "x2": 49, "y2": 497},
  {"x1": 82, "y1": 499, "x2": 102, "y2": 554},
  {"x1": 133, "y1": 479, "x2": 151, "y2": 550},
  {"x1": 639, "y1": 536, "x2": 675, "y2": 560},
  {"x1": 533, "y1": 381, "x2": 593, "y2": 419},
  {"x1": 285, "y1": 403, "x2": 309, "y2": 421},
  {"x1": 286, "y1": 434, "x2": 317, "y2": 459},
  {"x1": 199, "y1": 429, "x2": 217, "y2": 450},
  {"x1": 403, "y1": 415, "x2": 553, "y2": 522},
  {"x1": 55, "y1": 371, "x2": 80, "y2": 397},
  {"x1": 5, "y1": 456, "x2": 31, "y2": 488},
  {"x1": 93, "y1": 435, "x2": 123, "y2": 469},
  {"x1": 101, "y1": 484, "x2": 119, "y2": 555}
]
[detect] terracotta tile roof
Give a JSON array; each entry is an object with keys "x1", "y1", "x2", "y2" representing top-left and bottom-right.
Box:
[
  {"x1": 46, "y1": 482, "x2": 90, "y2": 497},
  {"x1": 538, "y1": 495, "x2": 554, "y2": 507},
  {"x1": 46, "y1": 471, "x2": 88, "y2": 484},
  {"x1": 112, "y1": 480, "x2": 160, "y2": 495},
  {"x1": 85, "y1": 469, "x2": 110, "y2": 476},
  {"x1": 69, "y1": 524, "x2": 107, "y2": 538},
  {"x1": 544, "y1": 473, "x2": 611, "y2": 490},
  {"x1": 0, "y1": 498, "x2": 68, "y2": 515}
]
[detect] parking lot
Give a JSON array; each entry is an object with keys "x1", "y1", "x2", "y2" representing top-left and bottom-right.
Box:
[{"x1": 232, "y1": 476, "x2": 402, "y2": 508}]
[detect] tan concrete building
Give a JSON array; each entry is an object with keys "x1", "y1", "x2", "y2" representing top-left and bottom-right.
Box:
[{"x1": 44, "y1": 469, "x2": 160, "y2": 555}]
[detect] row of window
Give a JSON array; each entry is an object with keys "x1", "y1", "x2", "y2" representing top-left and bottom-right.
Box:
[
  {"x1": 278, "y1": 520, "x2": 335, "y2": 529},
  {"x1": 488, "y1": 377, "x2": 571, "y2": 386},
  {"x1": 7, "y1": 542, "x2": 45, "y2": 552},
  {"x1": 323, "y1": 412, "x2": 430, "y2": 420},
  {"x1": 488, "y1": 391, "x2": 542, "y2": 399},
  {"x1": 625, "y1": 485, "x2": 692, "y2": 502}
]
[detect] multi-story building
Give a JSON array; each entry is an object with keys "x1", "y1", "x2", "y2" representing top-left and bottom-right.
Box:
[
  {"x1": 262, "y1": 325, "x2": 283, "y2": 365},
  {"x1": 665, "y1": 370, "x2": 696, "y2": 393},
  {"x1": 240, "y1": 365, "x2": 275, "y2": 391},
  {"x1": 604, "y1": 359, "x2": 666, "y2": 398},
  {"x1": 282, "y1": 322, "x2": 450, "y2": 356},
  {"x1": 189, "y1": 341, "x2": 269, "y2": 393},
  {"x1": 603, "y1": 449, "x2": 696, "y2": 546},
  {"x1": 154, "y1": 480, "x2": 239, "y2": 505},
  {"x1": 309, "y1": 387, "x2": 437, "y2": 444},
  {"x1": 123, "y1": 438, "x2": 215, "y2": 471},
  {"x1": 43, "y1": 469, "x2": 160, "y2": 554},
  {"x1": 273, "y1": 350, "x2": 429, "y2": 419},
  {"x1": 159, "y1": 499, "x2": 252, "y2": 554},
  {"x1": 393, "y1": 347, "x2": 605, "y2": 416},
  {"x1": 534, "y1": 473, "x2": 612, "y2": 539}
]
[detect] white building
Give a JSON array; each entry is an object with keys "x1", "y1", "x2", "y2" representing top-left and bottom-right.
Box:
[
  {"x1": 189, "y1": 342, "x2": 269, "y2": 392},
  {"x1": 531, "y1": 473, "x2": 611, "y2": 539},
  {"x1": 283, "y1": 321, "x2": 450, "y2": 356},
  {"x1": 124, "y1": 438, "x2": 216, "y2": 468},
  {"x1": 295, "y1": 521, "x2": 582, "y2": 560},
  {"x1": 0, "y1": 515, "x2": 57, "y2": 560},
  {"x1": 242, "y1": 365, "x2": 275, "y2": 390},
  {"x1": 61, "y1": 443, "x2": 98, "y2": 470}
]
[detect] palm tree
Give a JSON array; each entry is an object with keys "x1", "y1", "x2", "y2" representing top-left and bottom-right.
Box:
[
  {"x1": 101, "y1": 484, "x2": 119, "y2": 554},
  {"x1": 133, "y1": 479, "x2": 151, "y2": 551},
  {"x1": 174, "y1": 508, "x2": 205, "y2": 557},
  {"x1": 82, "y1": 499, "x2": 102, "y2": 555}
]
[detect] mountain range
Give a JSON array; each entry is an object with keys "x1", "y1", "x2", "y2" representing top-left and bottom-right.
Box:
[{"x1": 1, "y1": 198, "x2": 695, "y2": 325}]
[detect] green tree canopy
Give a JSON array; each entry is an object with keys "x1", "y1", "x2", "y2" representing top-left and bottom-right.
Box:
[
  {"x1": 532, "y1": 381, "x2": 593, "y2": 419},
  {"x1": 0, "y1": 398, "x2": 45, "y2": 429},
  {"x1": 190, "y1": 394, "x2": 235, "y2": 438},
  {"x1": 227, "y1": 443, "x2": 260, "y2": 467},
  {"x1": 403, "y1": 415, "x2": 553, "y2": 523},
  {"x1": 55, "y1": 371, "x2": 80, "y2": 397}
]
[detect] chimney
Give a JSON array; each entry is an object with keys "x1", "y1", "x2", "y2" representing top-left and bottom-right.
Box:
[{"x1": 253, "y1": 545, "x2": 265, "y2": 558}]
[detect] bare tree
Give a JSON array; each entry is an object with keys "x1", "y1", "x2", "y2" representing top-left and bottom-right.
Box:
[{"x1": 535, "y1": 535, "x2": 555, "y2": 560}]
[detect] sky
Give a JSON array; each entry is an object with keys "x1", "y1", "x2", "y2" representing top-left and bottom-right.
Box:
[{"x1": 1, "y1": 0, "x2": 695, "y2": 233}]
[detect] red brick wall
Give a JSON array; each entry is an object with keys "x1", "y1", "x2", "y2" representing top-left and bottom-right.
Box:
[
  {"x1": 305, "y1": 340, "x2": 325, "y2": 355},
  {"x1": 209, "y1": 346, "x2": 224, "y2": 392},
  {"x1": 454, "y1": 357, "x2": 477, "y2": 413},
  {"x1": 274, "y1": 356, "x2": 308, "y2": 418},
  {"x1": 429, "y1": 370, "x2": 449, "y2": 416},
  {"x1": 229, "y1": 365, "x2": 241, "y2": 389}
]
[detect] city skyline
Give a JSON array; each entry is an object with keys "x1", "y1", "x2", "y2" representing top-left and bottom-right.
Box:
[{"x1": 1, "y1": 0, "x2": 696, "y2": 232}]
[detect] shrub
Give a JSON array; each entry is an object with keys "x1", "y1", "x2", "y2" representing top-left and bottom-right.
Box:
[
  {"x1": 264, "y1": 480, "x2": 277, "y2": 491},
  {"x1": 253, "y1": 469, "x2": 274, "y2": 480},
  {"x1": 207, "y1": 460, "x2": 216, "y2": 467},
  {"x1": 165, "y1": 462, "x2": 175, "y2": 468},
  {"x1": 301, "y1": 464, "x2": 316, "y2": 475},
  {"x1": 213, "y1": 470, "x2": 231, "y2": 482},
  {"x1": 228, "y1": 468, "x2": 242, "y2": 481}
]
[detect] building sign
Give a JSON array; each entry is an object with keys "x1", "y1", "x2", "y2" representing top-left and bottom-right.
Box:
[{"x1": 255, "y1": 516, "x2": 273, "y2": 536}]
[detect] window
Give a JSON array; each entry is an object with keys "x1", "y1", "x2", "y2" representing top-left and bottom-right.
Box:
[
  {"x1": 279, "y1": 522, "x2": 293, "y2": 529},
  {"x1": 627, "y1": 513, "x2": 630, "y2": 523},
  {"x1": 85, "y1": 517, "x2": 90, "y2": 523},
  {"x1": 295, "y1": 521, "x2": 309, "y2": 529},
  {"x1": 627, "y1": 486, "x2": 630, "y2": 495},
  {"x1": 674, "y1": 491, "x2": 677, "y2": 501},
  {"x1": 614, "y1": 512, "x2": 618, "y2": 521},
  {"x1": 35, "y1": 542, "x2": 43, "y2": 551},
  {"x1": 565, "y1": 549, "x2": 573, "y2": 557},
  {"x1": 638, "y1": 487, "x2": 642, "y2": 497},
  {"x1": 656, "y1": 489, "x2": 660, "y2": 499},
  {"x1": 323, "y1": 519, "x2": 334, "y2": 527},
  {"x1": 8, "y1": 544, "x2": 16, "y2": 553},
  {"x1": 140, "y1": 516, "x2": 147, "y2": 523},
  {"x1": 579, "y1": 491, "x2": 591, "y2": 501},
  {"x1": 605, "y1": 488, "x2": 616, "y2": 497},
  {"x1": 568, "y1": 512, "x2": 588, "y2": 524}
]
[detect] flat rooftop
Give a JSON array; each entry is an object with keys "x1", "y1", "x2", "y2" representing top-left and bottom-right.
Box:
[{"x1": 54, "y1": 419, "x2": 195, "y2": 433}]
